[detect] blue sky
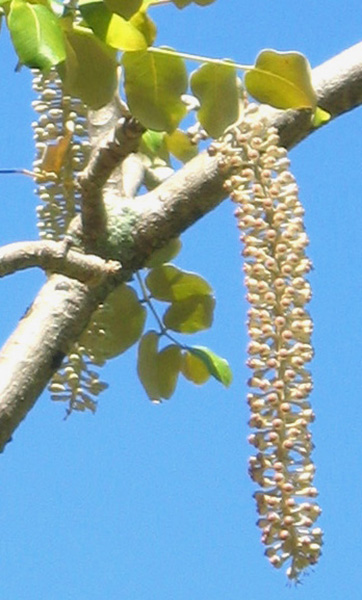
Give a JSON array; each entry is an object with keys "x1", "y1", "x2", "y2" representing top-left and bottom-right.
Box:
[{"x1": 1, "y1": 1, "x2": 362, "y2": 598}]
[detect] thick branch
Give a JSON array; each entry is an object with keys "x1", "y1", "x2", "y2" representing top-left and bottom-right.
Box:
[{"x1": 0, "y1": 44, "x2": 361, "y2": 451}]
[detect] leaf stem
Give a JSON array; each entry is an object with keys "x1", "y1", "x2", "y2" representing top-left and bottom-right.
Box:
[
  {"x1": 147, "y1": 46, "x2": 251, "y2": 71},
  {"x1": 136, "y1": 271, "x2": 185, "y2": 348}
]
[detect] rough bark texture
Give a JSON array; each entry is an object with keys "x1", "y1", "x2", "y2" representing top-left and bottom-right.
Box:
[{"x1": 0, "y1": 43, "x2": 361, "y2": 451}]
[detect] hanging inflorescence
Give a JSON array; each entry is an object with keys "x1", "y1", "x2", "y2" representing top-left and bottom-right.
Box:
[
  {"x1": 212, "y1": 103, "x2": 323, "y2": 581},
  {"x1": 32, "y1": 68, "x2": 90, "y2": 240},
  {"x1": 32, "y1": 69, "x2": 107, "y2": 414}
]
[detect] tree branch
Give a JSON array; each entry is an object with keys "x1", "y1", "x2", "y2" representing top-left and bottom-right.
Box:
[
  {"x1": 0, "y1": 240, "x2": 122, "y2": 283},
  {"x1": 80, "y1": 106, "x2": 145, "y2": 249},
  {"x1": 0, "y1": 43, "x2": 361, "y2": 452}
]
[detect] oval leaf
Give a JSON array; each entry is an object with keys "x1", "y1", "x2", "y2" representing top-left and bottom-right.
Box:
[
  {"x1": 190, "y1": 62, "x2": 239, "y2": 137},
  {"x1": 245, "y1": 49, "x2": 317, "y2": 110},
  {"x1": 137, "y1": 331, "x2": 161, "y2": 401},
  {"x1": 163, "y1": 295, "x2": 215, "y2": 333},
  {"x1": 122, "y1": 48, "x2": 188, "y2": 132},
  {"x1": 181, "y1": 350, "x2": 210, "y2": 385},
  {"x1": 157, "y1": 344, "x2": 181, "y2": 399},
  {"x1": 8, "y1": 0, "x2": 66, "y2": 70},
  {"x1": 145, "y1": 264, "x2": 213, "y2": 302},
  {"x1": 187, "y1": 346, "x2": 232, "y2": 387},
  {"x1": 60, "y1": 25, "x2": 118, "y2": 108},
  {"x1": 80, "y1": 284, "x2": 146, "y2": 362}
]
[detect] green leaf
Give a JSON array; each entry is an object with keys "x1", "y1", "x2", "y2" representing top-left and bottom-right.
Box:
[
  {"x1": 78, "y1": 0, "x2": 110, "y2": 38},
  {"x1": 105, "y1": 0, "x2": 143, "y2": 19},
  {"x1": 190, "y1": 62, "x2": 239, "y2": 137},
  {"x1": 187, "y1": 346, "x2": 232, "y2": 386},
  {"x1": 140, "y1": 129, "x2": 169, "y2": 160},
  {"x1": 145, "y1": 238, "x2": 182, "y2": 268},
  {"x1": 165, "y1": 129, "x2": 198, "y2": 162},
  {"x1": 245, "y1": 49, "x2": 317, "y2": 110},
  {"x1": 137, "y1": 331, "x2": 161, "y2": 401},
  {"x1": 60, "y1": 25, "x2": 118, "y2": 108},
  {"x1": 122, "y1": 48, "x2": 187, "y2": 132},
  {"x1": 8, "y1": 0, "x2": 66, "y2": 70},
  {"x1": 181, "y1": 350, "x2": 210, "y2": 385},
  {"x1": 157, "y1": 344, "x2": 181, "y2": 398},
  {"x1": 163, "y1": 294, "x2": 215, "y2": 333},
  {"x1": 79, "y1": 0, "x2": 146, "y2": 50},
  {"x1": 312, "y1": 106, "x2": 331, "y2": 127},
  {"x1": 145, "y1": 264, "x2": 212, "y2": 302},
  {"x1": 80, "y1": 284, "x2": 146, "y2": 362}
]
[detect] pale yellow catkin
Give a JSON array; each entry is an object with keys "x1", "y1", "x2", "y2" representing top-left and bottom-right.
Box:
[{"x1": 213, "y1": 103, "x2": 322, "y2": 581}]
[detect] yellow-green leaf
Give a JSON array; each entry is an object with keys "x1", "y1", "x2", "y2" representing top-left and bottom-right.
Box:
[
  {"x1": 312, "y1": 106, "x2": 331, "y2": 127},
  {"x1": 145, "y1": 238, "x2": 182, "y2": 268},
  {"x1": 181, "y1": 350, "x2": 210, "y2": 385},
  {"x1": 245, "y1": 49, "x2": 317, "y2": 110},
  {"x1": 163, "y1": 295, "x2": 215, "y2": 333},
  {"x1": 79, "y1": 0, "x2": 146, "y2": 50},
  {"x1": 140, "y1": 130, "x2": 169, "y2": 161},
  {"x1": 137, "y1": 331, "x2": 161, "y2": 401},
  {"x1": 190, "y1": 62, "x2": 239, "y2": 138},
  {"x1": 122, "y1": 48, "x2": 187, "y2": 132},
  {"x1": 157, "y1": 344, "x2": 181, "y2": 398},
  {"x1": 145, "y1": 264, "x2": 212, "y2": 302},
  {"x1": 80, "y1": 284, "x2": 146, "y2": 362},
  {"x1": 60, "y1": 25, "x2": 118, "y2": 108},
  {"x1": 165, "y1": 129, "x2": 198, "y2": 162},
  {"x1": 188, "y1": 346, "x2": 232, "y2": 387},
  {"x1": 106, "y1": 12, "x2": 147, "y2": 50},
  {"x1": 8, "y1": 0, "x2": 66, "y2": 70}
]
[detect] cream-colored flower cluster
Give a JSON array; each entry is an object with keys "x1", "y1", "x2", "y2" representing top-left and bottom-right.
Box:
[
  {"x1": 48, "y1": 343, "x2": 108, "y2": 416},
  {"x1": 214, "y1": 104, "x2": 322, "y2": 580},
  {"x1": 32, "y1": 70, "x2": 106, "y2": 413},
  {"x1": 32, "y1": 69, "x2": 90, "y2": 240}
]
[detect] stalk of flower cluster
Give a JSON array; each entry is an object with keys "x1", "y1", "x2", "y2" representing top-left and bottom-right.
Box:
[{"x1": 213, "y1": 104, "x2": 322, "y2": 580}]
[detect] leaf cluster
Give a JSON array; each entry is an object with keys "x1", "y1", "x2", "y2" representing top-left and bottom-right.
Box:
[
  {"x1": 79, "y1": 239, "x2": 232, "y2": 403},
  {"x1": 1, "y1": 0, "x2": 328, "y2": 144}
]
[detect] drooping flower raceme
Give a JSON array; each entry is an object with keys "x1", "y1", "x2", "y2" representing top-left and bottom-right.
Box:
[
  {"x1": 32, "y1": 69, "x2": 90, "y2": 240},
  {"x1": 32, "y1": 70, "x2": 106, "y2": 415},
  {"x1": 212, "y1": 104, "x2": 323, "y2": 581}
]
